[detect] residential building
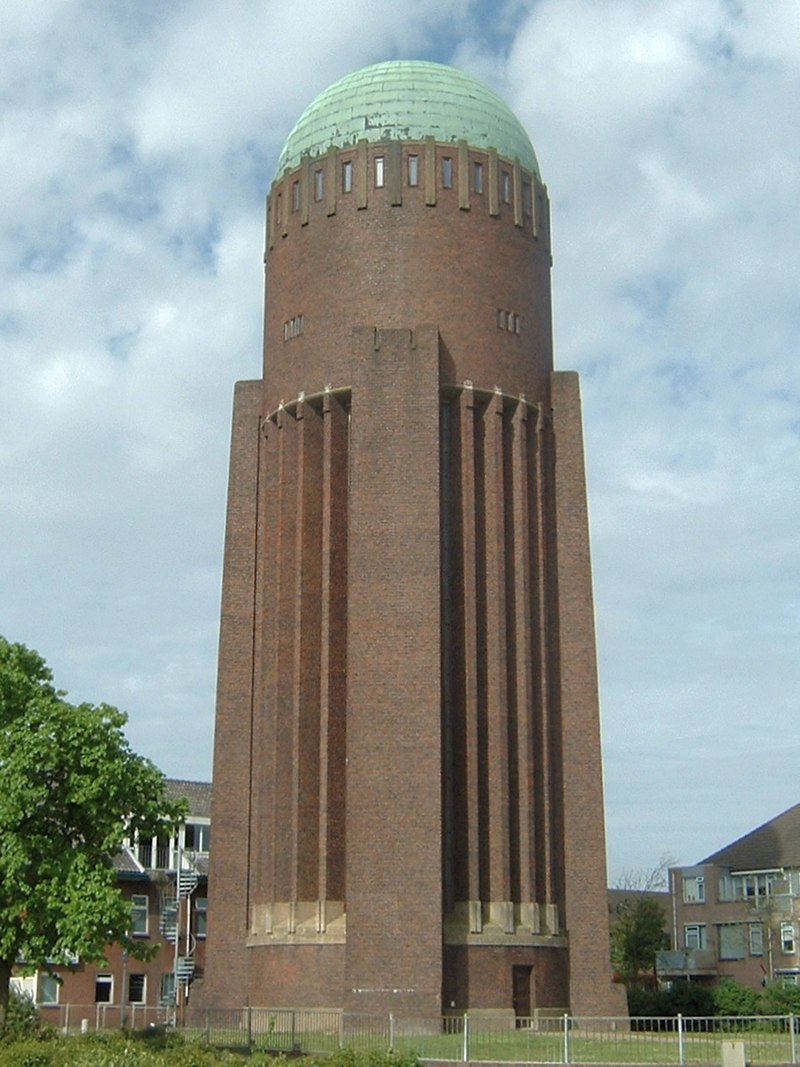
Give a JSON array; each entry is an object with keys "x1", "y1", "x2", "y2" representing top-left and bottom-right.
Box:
[
  {"x1": 660, "y1": 804, "x2": 800, "y2": 989},
  {"x1": 12, "y1": 779, "x2": 211, "y2": 1028},
  {"x1": 204, "y1": 60, "x2": 624, "y2": 1019}
]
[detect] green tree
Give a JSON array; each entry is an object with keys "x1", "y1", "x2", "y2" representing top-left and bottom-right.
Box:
[
  {"x1": 611, "y1": 896, "x2": 670, "y2": 987},
  {"x1": 0, "y1": 636, "x2": 185, "y2": 1031}
]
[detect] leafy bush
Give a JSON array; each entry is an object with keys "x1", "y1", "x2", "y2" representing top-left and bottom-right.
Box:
[
  {"x1": 0, "y1": 1033, "x2": 419, "y2": 1067},
  {"x1": 761, "y1": 982, "x2": 800, "y2": 1016},
  {"x1": 1, "y1": 989, "x2": 52, "y2": 1041},
  {"x1": 661, "y1": 981, "x2": 716, "y2": 1017},
  {"x1": 712, "y1": 979, "x2": 763, "y2": 1017}
]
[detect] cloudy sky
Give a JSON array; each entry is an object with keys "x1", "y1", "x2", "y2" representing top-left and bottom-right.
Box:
[{"x1": 2, "y1": 0, "x2": 798, "y2": 883}]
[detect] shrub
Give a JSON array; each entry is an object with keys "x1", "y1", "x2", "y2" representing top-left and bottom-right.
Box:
[
  {"x1": 1, "y1": 989, "x2": 52, "y2": 1042},
  {"x1": 761, "y1": 982, "x2": 800, "y2": 1016},
  {"x1": 712, "y1": 979, "x2": 763, "y2": 1017}
]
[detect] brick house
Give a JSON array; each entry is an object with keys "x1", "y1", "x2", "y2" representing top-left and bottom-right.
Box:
[
  {"x1": 12, "y1": 779, "x2": 211, "y2": 1028},
  {"x1": 660, "y1": 804, "x2": 800, "y2": 989}
]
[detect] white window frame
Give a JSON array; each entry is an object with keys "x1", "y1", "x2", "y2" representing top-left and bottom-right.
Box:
[
  {"x1": 95, "y1": 973, "x2": 113, "y2": 1004},
  {"x1": 374, "y1": 156, "x2": 385, "y2": 188},
  {"x1": 195, "y1": 896, "x2": 208, "y2": 939},
  {"x1": 683, "y1": 875, "x2": 705, "y2": 903},
  {"x1": 128, "y1": 973, "x2": 146, "y2": 1005},
  {"x1": 473, "y1": 160, "x2": 484, "y2": 194},
  {"x1": 684, "y1": 924, "x2": 706, "y2": 950},
  {"x1": 781, "y1": 922, "x2": 796, "y2": 954},
  {"x1": 37, "y1": 973, "x2": 59, "y2": 1005},
  {"x1": 131, "y1": 893, "x2": 149, "y2": 936},
  {"x1": 749, "y1": 923, "x2": 764, "y2": 956},
  {"x1": 342, "y1": 160, "x2": 353, "y2": 194}
]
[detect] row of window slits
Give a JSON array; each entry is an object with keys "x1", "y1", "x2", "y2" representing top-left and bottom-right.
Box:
[
  {"x1": 282, "y1": 310, "x2": 523, "y2": 342},
  {"x1": 497, "y1": 308, "x2": 521, "y2": 334},
  {"x1": 283, "y1": 314, "x2": 304, "y2": 341},
  {"x1": 281, "y1": 155, "x2": 533, "y2": 211}
]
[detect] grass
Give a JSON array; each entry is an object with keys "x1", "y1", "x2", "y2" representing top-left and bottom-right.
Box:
[{"x1": 177, "y1": 1019, "x2": 798, "y2": 1065}]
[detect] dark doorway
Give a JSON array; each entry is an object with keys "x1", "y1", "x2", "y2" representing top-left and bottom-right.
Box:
[{"x1": 512, "y1": 964, "x2": 533, "y2": 1023}]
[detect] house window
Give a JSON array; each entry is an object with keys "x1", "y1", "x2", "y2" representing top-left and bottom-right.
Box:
[
  {"x1": 739, "y1": 872, "x2": 777, "y2": 901},
  {"x1": 292, "y1": 180, "x2": 300, "y2": 212},
  {"x1": 374, "y1": 156, "x2": 385, "y2": 188},
  {"x1": 749, "y1": 924, "x2": 764, "y2": 956},
  {"x1": 195, "y1": 897, "x2": 208, "y2": 939},
  {"x1": 38, "y1": 974, "x2": 59, "y2": 1005},
  {"x1": 683, "y1": 875, "x2": 705, "y2": 903},
  {"x1": 184, "y1": 822, "x2": 211, "y2": 853},
  {"x1": 501, "y1": 171, "x2": 511, "y2": 204},
  {"x1": 684, "y1": 924, "x2": 706, "y2": 950},
  {"x1": 719, "y1": 873, "x2": 736, "y2": 901},
  {"x1": 442, "y1": 157, "x2": 453, "y2": 188},
  {"x1": 95, "y1": 974, "x2": 113, "y2": 1004},
  {"x1": 128, "y1": 974, "x2": 146, "y2": 1005},
  {"x1": 408, "y1": 154, "x2": 419, "y2": 186},
  {"x1": 161, "y1": 972, "x2": 175, "y2": 1006},
  {"x1": 342, "y1": 160, "x2": 353, "y2": 193},
  {"x1": 473, "y1": 161, "x2": 484, "y2": 194},
  {"x1": 719, "y1": 923, "x2": 745, "y2": 960},
  {"x1": 275, "y1": 193, "x2": 282, "y2": 225},
  {"x1": 131, "y1": 894, "x2": 149, "y2": 936},
  {"x1": 781, "y1": 923, "x2": 795, "y2": 954},
  {"x1": 314, "y1": 169, "x2": 324, "y2": 201}
]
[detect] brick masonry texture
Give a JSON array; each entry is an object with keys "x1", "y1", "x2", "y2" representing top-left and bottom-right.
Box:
[{"x1": 201, "y1": 129, "x2": 624, "y2": 1019}]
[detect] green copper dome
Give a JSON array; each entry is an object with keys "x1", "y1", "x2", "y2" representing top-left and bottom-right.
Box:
[{"x1": 275, "y1": 60, "x2": 539, "y2": 179}]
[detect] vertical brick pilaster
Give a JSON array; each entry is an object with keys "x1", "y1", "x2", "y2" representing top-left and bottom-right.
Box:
[
  {"x1": 509, "y1": 401, "x2": 536, "y2": 903},
  {"x1": 483, "y1": 393, "x2": 511, "y2": 905},
  {"x1": 318, "y1": 393, "x2": 349, "y2": 903},
  {"x1": 458, "y1": 388, "x2": 482, "y2": 906}
]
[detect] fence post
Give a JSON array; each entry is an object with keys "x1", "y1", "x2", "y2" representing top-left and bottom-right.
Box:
[
  {"x1": 389, "y1": 1013, "x2": 396, "y2": 1052},
  {"x1": 339, "y1": 1011, "x2": 345, "y2": 1049},
  {"x1": 790, "y1": 1014, "x2": 797, "y2": 1066},
  {"x1": 204, "y1": 1008, "x2": 210, "y2": 1046},
  {"x1": 563, "y1": 1013, "x2": 570, "y2": 1064},
  {"x1": 246, "y1": 1006, "x2": 252, "y2": 1050},
  {"x1": 462, "y1": 1012, "x2": 469, "y2": 1062},
  {"x1": 677, "y1": 1013, "x2": 684, "y2": 1067}
]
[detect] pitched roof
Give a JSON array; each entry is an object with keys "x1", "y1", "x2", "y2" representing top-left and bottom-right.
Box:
[
  {"x1": 702, "y1": 802, "x2": 800, "y2": 869},
  {"x1": 165, "y1": 779, "x2": 212, "y2": 819}
]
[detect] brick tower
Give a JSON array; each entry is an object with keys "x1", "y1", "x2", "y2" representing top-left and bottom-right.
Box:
[{"x1": 204, "y1": 61, "x2": 623, "y2": 1019}]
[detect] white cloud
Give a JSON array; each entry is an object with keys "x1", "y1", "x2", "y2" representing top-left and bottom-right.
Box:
[{"x1": 1, "y1": 0, "x2": 799, "y2": 878}]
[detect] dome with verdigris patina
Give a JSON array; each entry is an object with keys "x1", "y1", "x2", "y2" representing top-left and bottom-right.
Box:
[{"x1": 275, "y1": 60, "x2": 539, "y2": 179}]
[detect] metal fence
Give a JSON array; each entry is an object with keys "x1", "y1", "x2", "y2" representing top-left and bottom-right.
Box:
[
  {"x1": 40, "y1": 1002, "x2": 172, "y2": 1034},
  {"x1": 175, "y1": 1008, "x2": 800, "y2": 1064}
]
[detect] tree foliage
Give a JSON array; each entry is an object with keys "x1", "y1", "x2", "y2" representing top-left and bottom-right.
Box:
[
  {"x1": 0, "y1": 636, "x2": 186, "y2": 1030},
  {"x1": 611, "y1": 895, "x2": 670, "y2": 987}
]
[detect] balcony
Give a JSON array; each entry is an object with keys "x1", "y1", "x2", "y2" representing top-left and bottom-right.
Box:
[{"x1": 656, "y1": 949, "x2": 717, "y2": 978}]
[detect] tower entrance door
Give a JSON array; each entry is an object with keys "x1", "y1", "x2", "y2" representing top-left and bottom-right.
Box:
[{"x1": 512, "y1": 965, "x2": 533, "y2": 1023}]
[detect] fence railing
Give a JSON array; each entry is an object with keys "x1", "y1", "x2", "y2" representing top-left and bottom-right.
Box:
[
  {"x1": 36, "y1": 1005, "x2": 800, "y2": 1064},
  {"x1": 175, "y1": 1008, "x2": 800, "y2": 1064}
]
